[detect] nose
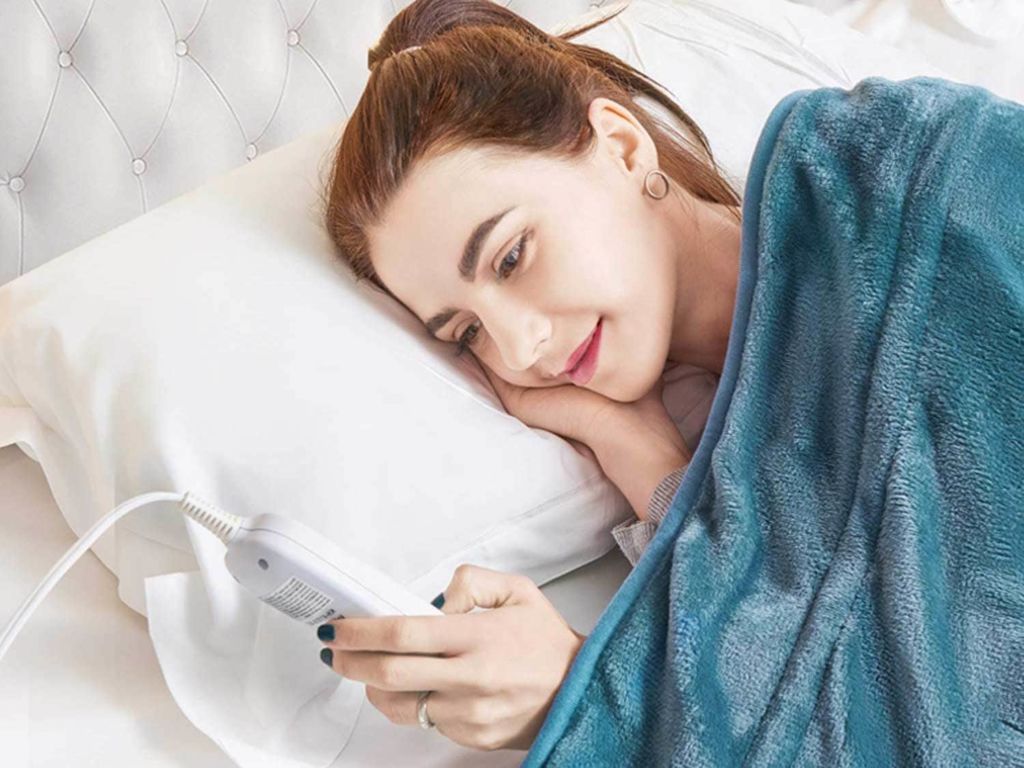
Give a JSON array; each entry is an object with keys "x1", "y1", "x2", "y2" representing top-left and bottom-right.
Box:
[{"x1": 477, "y1": 295, "x2": 549, "y2": 373}]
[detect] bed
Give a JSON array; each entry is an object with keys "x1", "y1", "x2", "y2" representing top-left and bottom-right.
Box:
[{"x1": 1, "y1": 1, "x2": 1020, "y2": 766}]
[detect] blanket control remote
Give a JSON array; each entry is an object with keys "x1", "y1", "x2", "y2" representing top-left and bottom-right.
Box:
[
  {"x1": 181, "y1": 493, "x2": 443, "y2": 623},
  {"x1": 0, "y1": 490, "x2": 442, "y2": 666}
]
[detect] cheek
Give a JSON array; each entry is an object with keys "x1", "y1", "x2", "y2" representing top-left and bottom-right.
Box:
[
  {"x1": 478, "y1": 351, "x2": 553, "y2": 389},
  {"x1": 484, "y1": 354, "x2": 528, "y2": 385}
]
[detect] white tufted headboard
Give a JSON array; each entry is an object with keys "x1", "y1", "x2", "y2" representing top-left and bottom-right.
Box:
[{"x1": 0, "y1": 0, "x2": 613, "y2": 287}]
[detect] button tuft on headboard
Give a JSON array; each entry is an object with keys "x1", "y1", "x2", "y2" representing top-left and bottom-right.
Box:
[{"x1": 0, "y1": 0, "x2": 602, "y2": 288}]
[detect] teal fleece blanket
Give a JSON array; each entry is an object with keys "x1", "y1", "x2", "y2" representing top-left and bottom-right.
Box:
[{"x1": 522, "y1": 77, "x2": 1024, "y2": 766}]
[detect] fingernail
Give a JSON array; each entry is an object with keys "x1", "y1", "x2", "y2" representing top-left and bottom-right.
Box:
[
  {"x1": 317, "y1": 623, "x2": 335, "y2": 642},
  {"x1": 431, "y1": 592, "x2": 445, "y2": 609},
  {"x1": 320, "y1": 648, "x2": 333, "y2": 667}
]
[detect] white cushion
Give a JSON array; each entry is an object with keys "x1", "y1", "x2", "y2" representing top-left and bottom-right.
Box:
[
  {"x1": 0, "y1": 121, "x2": 625, "y2": 614},
  {"x1": 0, "y1": 0, "x2": 950, "y2": 619}
]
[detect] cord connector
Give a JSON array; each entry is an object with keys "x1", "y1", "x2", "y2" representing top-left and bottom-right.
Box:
[{"x1": 180, "y1": 491, "x2": 244, "y2": 544}]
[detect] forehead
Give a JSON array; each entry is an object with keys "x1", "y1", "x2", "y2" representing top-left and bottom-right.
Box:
[
  {"x1": 368, "y1": 146, "x2": 556, "y2": 308},
  {"x1": 372, "y1": 145, "x2": 525, "y2": 256}
]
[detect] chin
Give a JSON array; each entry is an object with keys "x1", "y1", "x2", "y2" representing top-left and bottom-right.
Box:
[
  {"x1": 592, "y1": 362, "x2": 662, "y2": 403},
  {"x1": 589, "y1": 370, "x2": 651, "y2": 403}
]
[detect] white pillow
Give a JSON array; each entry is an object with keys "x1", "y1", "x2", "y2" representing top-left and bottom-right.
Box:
[
  {"x1": 0, "y1": 0, "x2": 952, "y2": 621},
  {"x1": 0, "y1": 119, "x2": 627, "y2": 615}
]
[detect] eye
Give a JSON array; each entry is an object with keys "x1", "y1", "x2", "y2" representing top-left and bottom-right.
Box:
[
  {"x1": 496, "y1": 232, "x2": 526, "y2": 280},
  {"x1": 453, "y1": 232, "x2": 529, "y2": 357}
]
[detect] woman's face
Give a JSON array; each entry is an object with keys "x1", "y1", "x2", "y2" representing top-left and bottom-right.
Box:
[{"x1": 368, "y1": 97, "x2": 681, "y2": 402}]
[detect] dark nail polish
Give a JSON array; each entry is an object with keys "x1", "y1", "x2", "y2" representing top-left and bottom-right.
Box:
[
  {"x1": 431, "y1": 592, "x2": 445, "y2": 609},
  {"x1": 320, "y1": 647, "x2": 333, "y2": 667},
  {"x1": 317, "y1": 623, "x2": 335, "y2": 642}
]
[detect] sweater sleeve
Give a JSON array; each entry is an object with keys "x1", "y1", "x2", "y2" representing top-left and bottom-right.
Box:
[{"x1": 610, "y1": 463, "x2": 687, "y2": 567}]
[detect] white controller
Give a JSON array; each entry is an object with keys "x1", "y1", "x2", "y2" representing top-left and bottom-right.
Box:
[{"x1": 222, "y1": 512, "x2": 443, "y2": 624}]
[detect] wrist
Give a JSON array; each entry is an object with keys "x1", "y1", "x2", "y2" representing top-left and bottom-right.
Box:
[
  {"x1": 633, "y1": 452, "x2": 689, "y2": 522},
  {"x1": 588, "y1": 411, "x2": 689, "y2": 522}
]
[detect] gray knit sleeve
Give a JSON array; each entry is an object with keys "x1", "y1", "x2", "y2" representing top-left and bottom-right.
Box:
[{"x1": 610, "y1": 464, "x2": 687, "y2": 567}]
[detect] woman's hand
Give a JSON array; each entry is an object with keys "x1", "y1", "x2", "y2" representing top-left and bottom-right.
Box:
[
  {"x1": 317, "y1": 564, "x2": 585, "y2": 751},
  {"x1": 478, "y1": 364, "x2": 620, "y2": 462},
  {"x1": 480, "y1": 364, "x2": 693, "y2": 519}
]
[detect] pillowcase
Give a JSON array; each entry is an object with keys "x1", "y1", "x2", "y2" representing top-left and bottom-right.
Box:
[
  {"x1": 0, "y1": 0, "x2": 953, "y2": 622},
  {"x1": 0, "y1": 119, "x2": 625, "y2": 615}
]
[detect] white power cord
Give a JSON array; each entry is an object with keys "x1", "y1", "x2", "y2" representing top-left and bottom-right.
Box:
[{"x1": 0, "y1": 490, "x2": 243, "y2": 663}]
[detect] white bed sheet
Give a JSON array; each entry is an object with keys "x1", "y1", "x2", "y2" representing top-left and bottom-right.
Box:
[
  {"x1": 801, "y1": 0, "x2": 1023, "y2": 104},
  {"x1": 0, "y1": 444, "x2": 631, "y2": 767}
]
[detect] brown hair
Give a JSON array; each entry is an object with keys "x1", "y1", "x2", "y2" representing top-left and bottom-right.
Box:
[{"x1": 320, "y1": 0, "x2": 740, "y2": 301}]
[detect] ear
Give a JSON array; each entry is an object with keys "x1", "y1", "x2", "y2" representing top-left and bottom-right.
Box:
[{"x1": 586, "y1": 96, "x2": 657, "y2": 183}]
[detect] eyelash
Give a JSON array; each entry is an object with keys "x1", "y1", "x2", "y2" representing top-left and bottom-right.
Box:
[{"x1": 454, "y1": 232, "x2": 528, "y2": 357}]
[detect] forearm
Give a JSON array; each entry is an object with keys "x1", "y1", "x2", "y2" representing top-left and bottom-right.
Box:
[{"x1": 588, "y1": 413, "x2": 691, "y2": 523}]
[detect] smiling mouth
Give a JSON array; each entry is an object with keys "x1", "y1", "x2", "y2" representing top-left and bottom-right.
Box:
[
  {"x1": 562, "y1": 321, "x2": 599, "y2": 375},
  {"x1": 561, "y1": 319, "x2": 602, "y2": 385}
]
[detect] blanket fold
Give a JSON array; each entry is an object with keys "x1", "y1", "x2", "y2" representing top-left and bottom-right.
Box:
[{"x1": 522, "y1": 77, "x2": 1024, "y2": 767}]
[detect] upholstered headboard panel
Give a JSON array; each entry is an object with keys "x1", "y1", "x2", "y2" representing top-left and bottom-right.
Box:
[{"x1": 0, "y1": 0, "x2": 612, "y2": 286}]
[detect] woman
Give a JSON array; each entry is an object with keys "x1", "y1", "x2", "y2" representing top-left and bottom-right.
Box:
[
  {"x1": 315, "y1": 0, "x2": 731, "y2": 751},
  {"x1": 319, "y1": 0, "x2": 1024, "y2": 761}
]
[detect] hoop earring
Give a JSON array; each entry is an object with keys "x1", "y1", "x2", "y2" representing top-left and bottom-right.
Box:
[{"x1": 643, "y1": 168, "x2": 669, "y2": 200}]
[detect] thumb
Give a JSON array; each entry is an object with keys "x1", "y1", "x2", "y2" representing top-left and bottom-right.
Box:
[{"x1": 434, "y1": 564, "x2": 537, "y2": 615}]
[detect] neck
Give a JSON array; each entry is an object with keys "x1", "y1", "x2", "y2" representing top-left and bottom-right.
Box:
[{"x1": 665, "y1": 189, "x2": 741, "y2": 376}]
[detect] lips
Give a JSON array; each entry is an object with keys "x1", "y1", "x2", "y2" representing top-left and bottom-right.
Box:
[{"x1": 562, "y1": 320, "x2": 601, "y2": 375}]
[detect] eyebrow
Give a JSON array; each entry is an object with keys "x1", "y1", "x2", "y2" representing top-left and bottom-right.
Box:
[{"x1": 424, "y1": 205, "x2": 516, "y2": 339}]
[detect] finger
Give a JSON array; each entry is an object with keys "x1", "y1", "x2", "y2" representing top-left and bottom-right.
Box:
[
  {"x1": 479, "y1": 358, "x2": 607, "y2": 441},
  {"x1": 331, "y1": 649, "x2": 472, "y2": 692},
  {"x1": 323, "y1": 614, "x2": 476, "y2": 655},
  {"x1": 436, "y1": 563, "x2": 538, "y2": 616},
  {"x1": 366, "y1": 686, "x2": 454, "y2": 732}
]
